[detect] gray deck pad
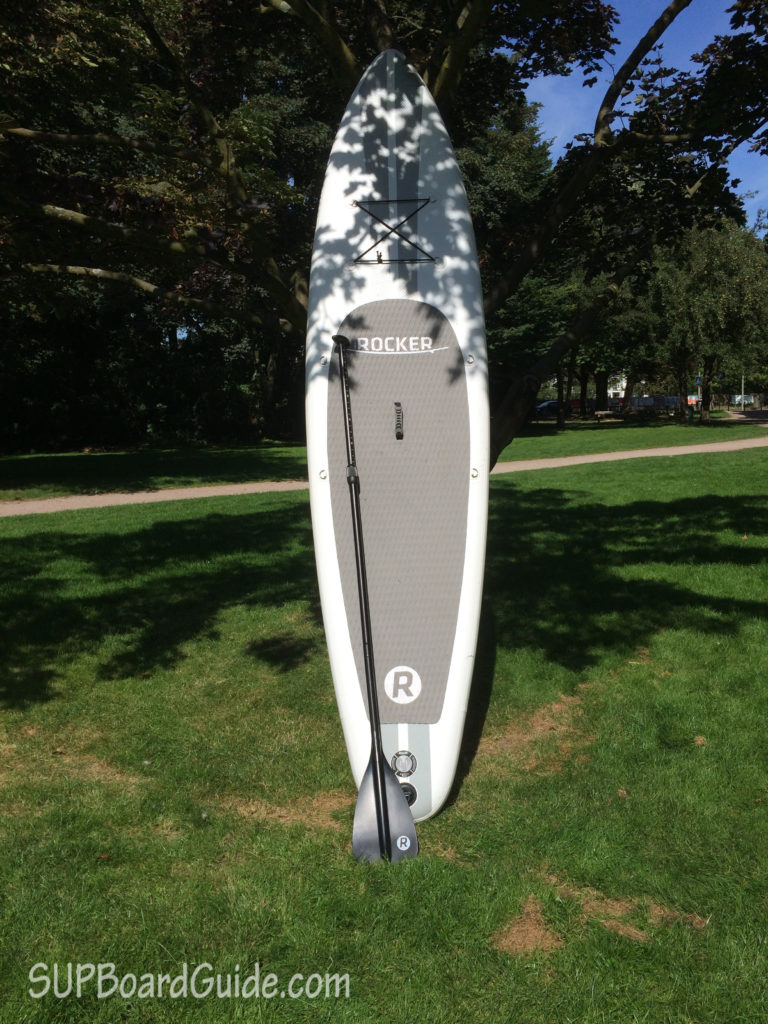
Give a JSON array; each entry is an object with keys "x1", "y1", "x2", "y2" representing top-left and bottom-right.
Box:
[{"x1": 328, "y1": 298, "x2": 470, "y2": 725}]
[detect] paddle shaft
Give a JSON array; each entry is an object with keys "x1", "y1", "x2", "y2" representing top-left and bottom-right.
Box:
[{"x1": 333, "y1": 334, "x2": 391, "y2": 859}]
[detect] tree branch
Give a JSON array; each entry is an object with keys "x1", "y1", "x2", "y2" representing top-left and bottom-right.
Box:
[
  {"x1": 4, "y1": 196, "x2": 209, "y2": 260},
  {"x1": 2, "y1": 192, "x2": 252, "y2": 270},
  {"x1": 594, "y1": 0, "x2": 694, "y2": 146},
  {"x1": 265, "y1": 0, "x2": 361, "y2": 87},
  {"x1": 4, "y1": 182, "x2": 306, "y2": 341},
  {"x1": 429, "y1": 0, "x2": 494, "y2": 111},
  {"x1": 3, "y1": 126, "x2": 215, "y2": 167},
  {"x1": 5, "y1": 194, "x2": 307, "y2": 332},
  {"x1": 485, "y1": 0, "x2": 695, "y2": 317},
  {"x1": 129, "y1": 0, "x2": 248, "y2": 205},
  {"x1": 127, "y1": 1, "x2": 307, "y2": 332},
  {"x1": 367, "y1": 0, "x2": 399, "y2": 53},
  {"x1": 263, "y1": 257, "x2": 308, "y2": 333},
  {"x1": 685, "y1": 119, "x2": 768, "y2": 199},
  {"x1": 18, "y1": 262, "x2": 265, "y2": 326}
]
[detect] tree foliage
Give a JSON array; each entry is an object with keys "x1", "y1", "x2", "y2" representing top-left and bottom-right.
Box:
[
  {"x1": 2, "y1": 0, "x2": 767, "y2": 454},
  {"x1": 642, "y1": 221, "x2": 768, "y2": 419}
]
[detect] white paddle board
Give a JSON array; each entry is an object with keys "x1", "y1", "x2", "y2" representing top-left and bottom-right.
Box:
[{"x1": 306, "y1": 49, "x2": 489, "y2": 822}]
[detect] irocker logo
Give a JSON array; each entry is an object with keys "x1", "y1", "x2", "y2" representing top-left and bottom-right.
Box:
[
  {"x1": 384, "y1": 666, "x2": 422, "y2": 704},
  {"x1": 352, "y1": 336, "x2": 436, "y2": 354}
]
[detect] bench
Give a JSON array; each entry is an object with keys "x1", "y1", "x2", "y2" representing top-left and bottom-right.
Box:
[{"x1": 594, "y1": 410, "x2": 618, "y2": 423}]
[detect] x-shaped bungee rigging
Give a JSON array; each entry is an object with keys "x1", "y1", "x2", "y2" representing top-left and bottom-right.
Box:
[{"x1": 354, "y1": 198, "x2": 435, "y2": 264}]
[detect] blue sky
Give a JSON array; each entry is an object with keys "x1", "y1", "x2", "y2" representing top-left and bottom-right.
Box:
[{"x1": 525, "y1": 0, "x2": 768, "y2": 228}]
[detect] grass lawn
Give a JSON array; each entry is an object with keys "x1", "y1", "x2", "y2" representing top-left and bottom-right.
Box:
[
  {"x1": 497, "y1": 416, "x2": 768, "y2": 462},
  {"x1": 0, "y1": 443, "x2": 309, "y2": 502},
  {"x1": 2, "y1": 417, "x2": 766, "y2": 502},
  {"x1": 1, "y1": 449, "x2": 767, "y2": 1022}
]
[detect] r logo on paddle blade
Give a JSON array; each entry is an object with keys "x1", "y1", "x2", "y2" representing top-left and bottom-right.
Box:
[{"x1": 384, "y1": 666, "x2": 422, "y2": 704}]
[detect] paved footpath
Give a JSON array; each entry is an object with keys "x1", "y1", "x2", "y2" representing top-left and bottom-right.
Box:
[{"x1": 3, "y1": 434, "x2": 768, "y2": 518}]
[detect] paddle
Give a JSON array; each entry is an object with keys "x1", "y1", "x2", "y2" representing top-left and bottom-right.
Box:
[{"x1": 333, "y1": 334, "x2": 419, "y2": 863}]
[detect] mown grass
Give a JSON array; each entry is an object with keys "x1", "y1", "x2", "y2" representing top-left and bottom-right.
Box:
[
  {"x1": 1, "y1": 448, "x2": 767, "y2": 1022},
  {"x1": 2, "y1": 418, "x2": 766, "y2": 502},
  {"x1": 497, "y1": 416, "x2": 768, "y2": 462},
  {"x1": 0, "y1": 443, "x2": 308, "y2": 501}
]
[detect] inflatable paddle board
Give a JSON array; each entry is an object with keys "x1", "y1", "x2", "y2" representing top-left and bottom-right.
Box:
[{"x1": 306, "y1": 49, "x2": 489, "y2": 823}]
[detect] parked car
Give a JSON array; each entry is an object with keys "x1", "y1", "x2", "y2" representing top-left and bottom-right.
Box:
[{"x1": 535, "y1": 400, "x2": 560, "y2": 417}]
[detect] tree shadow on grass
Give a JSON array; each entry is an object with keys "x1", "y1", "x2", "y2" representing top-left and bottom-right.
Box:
[
  {"x1": 445, "y1": 478, "x2": 768, "y2": 807},
  {"x1": 485, "y1": 480, "x2": 768, "y2": 673},
  {"x1": 247, "y1": 634, "x2": 319, "y2": 671},
  {"x1": 0, "y1": 496, "x2": 318, "y2": 707},
  {"x1": 1, "y1": 445, "x2": 308, "y2": 498},
  {"x1": 2, "y1": 482, "x2": 767, "y2": 713}
]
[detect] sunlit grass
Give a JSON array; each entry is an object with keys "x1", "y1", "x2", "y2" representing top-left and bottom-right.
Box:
[
  {"x1": 498, "y1": 416, "x2": 767, "y2": 462},
  {"x1": 1, "y1": 449, "x2": 767, "y2": 1022}
]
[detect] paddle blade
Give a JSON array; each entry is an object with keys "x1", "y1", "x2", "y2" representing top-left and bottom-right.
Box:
[{"x1": 352, "y1": 757, "x2": 419, "y2": 863}]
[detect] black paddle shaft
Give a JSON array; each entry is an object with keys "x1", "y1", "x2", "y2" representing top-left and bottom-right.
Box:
[{"x1": 333, "y1": 334, "x2": 391, "y2": 859}]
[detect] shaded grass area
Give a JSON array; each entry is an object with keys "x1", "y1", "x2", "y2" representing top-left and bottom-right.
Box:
[
  {"x1": 1, "y1": 450, "x2": 767, "y2": 1022},
  {"x1": 0, "y1": 442, "x2": 308, "y2": 501},
  {"x1": 0, "y1": 494, "x2": 317, "y2": 710}
]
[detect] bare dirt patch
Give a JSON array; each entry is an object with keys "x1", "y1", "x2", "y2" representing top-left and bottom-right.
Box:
[
  {"x1": 547, "y1": 875, "x2": 709, "y2": 943},
  {"x1": 476, "y1": 693, "x2": 593, "y2": 773},
  {"x1": 56, "y1": 753, "x2": 142, "y2": 788},
  {"x1": 628, "y1": 646, "x2": 653, "y2": 665},
  {"x1": 492, "y1": 895, "x2": 563, "y2": 955},
  {"x1": 428, "y1": 842, "x2": 469, "y2": 864},
  {"x1": 600, "y1": 918, "x2": 650, "y2": 942},
  {"x1": 647, "y1": 899, "x2": 709, "y2": 931},
  {"x1": 494, "y1": 876, "x2": 709, "y2": 955},
  {"x1": 0, "y1": 741, "x2": 19, "y2": 787},
  {"x1": 4, "y1": 726, "x2": 143, "y2": 790},
  {"x1": 0, "y1": 799, "x2": 43, "y2": 819},
  {"x1": 227, "y1": 790, "x2": 354, "y2": 831},
  {"x1": 150, "y1": 818, "x2": 185, "y2": 842}
]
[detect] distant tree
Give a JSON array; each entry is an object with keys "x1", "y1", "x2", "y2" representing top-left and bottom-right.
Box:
[{"x1": 643, "y1": 222, "x2": 768, "y2": 421}]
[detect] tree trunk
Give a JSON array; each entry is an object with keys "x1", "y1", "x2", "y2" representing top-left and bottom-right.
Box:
[
  {"x1": 678, "y1": 372, "x2": 689, "y2": 424},
  {"x1": 556, "y1": 364, "x2": 566, "y2": 429},
  {"x1": 579, "y1": 366, "x2": 592, "y2": 419},
  {"x1": 700, "y1": 354, "x2": 716, "y2": 424},
  {"x1": 595, "y1": 370, "x2": 609, "y2": 410},
  {"x1": 489, "y1": 374, "x2": 541, "y2": 465},
  {"x1": 623, "y1": 375, "x2": 636, "y2": 416},
  {"x1": 564, "y1": 348, "x2": 577, "y2": 421}
]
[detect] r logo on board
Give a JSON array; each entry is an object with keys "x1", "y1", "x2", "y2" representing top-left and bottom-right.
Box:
[{"x1": 384, "y1": 666, "x2": 422, "y2": 704}]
